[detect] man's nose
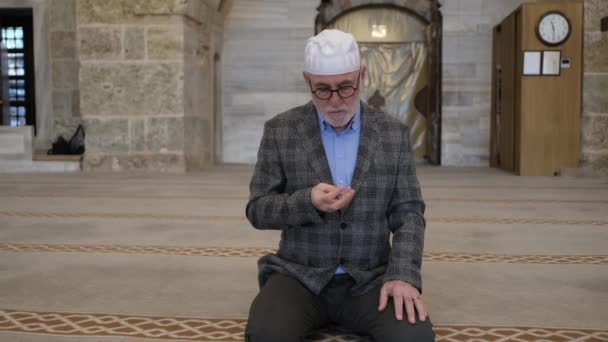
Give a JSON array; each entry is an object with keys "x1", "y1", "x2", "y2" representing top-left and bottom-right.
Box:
[{"x1": 328, "y1": 91, "x2": 342, "y2": 105}]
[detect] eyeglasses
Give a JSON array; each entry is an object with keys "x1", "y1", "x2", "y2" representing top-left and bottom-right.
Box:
[{"x1": 308, "y1": 71, "x2": 360, "y2": 100}]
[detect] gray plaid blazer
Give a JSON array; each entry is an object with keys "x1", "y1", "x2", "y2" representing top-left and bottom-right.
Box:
[{"x1": 246, "y1": 101, "x2": 426, "y2": 296}]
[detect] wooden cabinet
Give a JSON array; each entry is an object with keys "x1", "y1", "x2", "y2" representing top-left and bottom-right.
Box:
[{"x1": 490, "y1": 1, "x2": 583, "y2": 176}]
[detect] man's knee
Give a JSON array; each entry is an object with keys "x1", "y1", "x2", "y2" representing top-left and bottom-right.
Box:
[
  {"x1": 375, "y1": 319, "x2": 435, "y2": 342},
  {"x1": 245, "y1": 273, "x2": 322, "y2": 342},
  {"x1": 245, "y1": 319, "x2": 307, "y2": 342},
  {"x1": 246, "y1": 298, "x2": 310, "y2": 342}
]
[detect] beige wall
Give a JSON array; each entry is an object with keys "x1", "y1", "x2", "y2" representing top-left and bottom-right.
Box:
[{"x1": 222, "y1": 0, "x2": 316, "y2": 163}]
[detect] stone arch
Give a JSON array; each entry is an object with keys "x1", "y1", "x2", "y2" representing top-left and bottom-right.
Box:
[{"x1": 316, "y1": 1, "x2": 433, "y2": 32}]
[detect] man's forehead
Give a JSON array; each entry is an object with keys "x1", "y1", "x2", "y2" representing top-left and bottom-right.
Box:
[{"x1": 308, "y1": 71, "x2": 358, "y2": 85}]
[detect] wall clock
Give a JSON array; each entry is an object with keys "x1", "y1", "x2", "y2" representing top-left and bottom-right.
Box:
[{"x1": 537, "y1": 11, "x2": 571, "y2": 46}]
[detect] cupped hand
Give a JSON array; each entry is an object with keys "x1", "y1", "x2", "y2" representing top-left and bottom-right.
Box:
[{"x1": 311, "y1": 183, "x2": 355, "y2": 213}]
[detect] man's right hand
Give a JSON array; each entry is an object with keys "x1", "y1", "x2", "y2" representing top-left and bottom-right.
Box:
[{"x1": 311, "y1": 183, "x2": 356, "y2": 213}]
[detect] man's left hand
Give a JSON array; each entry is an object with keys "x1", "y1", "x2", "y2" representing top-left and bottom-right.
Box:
[{"x1": 378, "y1": 280, "x2": 427, "y2": 323}]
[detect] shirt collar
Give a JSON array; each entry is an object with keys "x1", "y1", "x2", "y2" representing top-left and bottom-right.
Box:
[{"x1": 316, "y1": 102, "x2": 361, "y2": 133}]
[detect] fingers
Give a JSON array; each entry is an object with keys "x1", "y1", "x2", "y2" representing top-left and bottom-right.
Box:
[
  {"x1": 328, "y1": 188, "x2": 355, "y2": 211},
  {"x1": 378, "y1": 285, "x2": 388, "y2": 311},
  {"x1": 314, "y1": 183, "x2": 335, "y2": 193},
  {"x1": 379, "y1": 281, "x2": 428, "y2": 324},
  {"x1": 393, "y1": 295, "x2": 404, "y2": 321},
  {"x1": 405, "y1": 297, "x2": 416, "y2": 324},
  {"x1": 311, "y1": 184, "x2": 341, "y2": 212},
  {"x1": 313, "y1": 184, "x2": 356, "y2": 213},
  {"x1": 380, "y1": 283, "x2": 427, "y2": 324},
  {"x1": 322, "y1": 185, "x2": 343, "y2": 203},
  {"x1": 414, "y1": 297, "x2": 427, "y2": 321}
]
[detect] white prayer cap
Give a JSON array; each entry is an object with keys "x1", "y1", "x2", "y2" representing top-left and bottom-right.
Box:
[{"x1": 304, "y1": 29, "x2": 360, "y2": 76}]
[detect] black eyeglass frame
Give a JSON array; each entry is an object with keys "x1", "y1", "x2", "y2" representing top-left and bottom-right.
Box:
[{"x1": 307, "y1": 71, "x2": 361, "y2": 100}]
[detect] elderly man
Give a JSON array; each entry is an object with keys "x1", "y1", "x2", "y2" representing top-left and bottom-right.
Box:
[{"x1": 245, "y1": 29, "x2": 434, "y2": 341}]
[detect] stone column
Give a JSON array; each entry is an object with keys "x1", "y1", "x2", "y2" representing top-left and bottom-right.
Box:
[
  {"x1": 78, "y1": 0, "x2": 223, "y2": 172},
  {"x1": 50, "y1": 0, "x2": 81, "y2": 141},
  {"x1": 581, "y1": 0, "x2": 608, "y2": 176}
]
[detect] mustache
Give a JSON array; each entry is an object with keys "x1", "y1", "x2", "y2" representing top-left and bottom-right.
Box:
[{"x1": 324, "y1": 106, "x2": 349, "y2": 113}]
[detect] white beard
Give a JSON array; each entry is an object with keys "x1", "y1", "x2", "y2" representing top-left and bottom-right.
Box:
[{"x1": 317, "y1": 99, "x2": 360, "y2": 129}]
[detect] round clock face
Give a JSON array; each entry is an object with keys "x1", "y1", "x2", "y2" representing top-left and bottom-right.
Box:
[{"x1": 537, "y1": 12, "x2": 570, "y2": 46}]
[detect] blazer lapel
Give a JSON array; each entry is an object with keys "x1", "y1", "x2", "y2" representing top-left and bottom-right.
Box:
[
  {"x1": 296, "y1": 102, "x2": 333, "y2": 185},
  {"x1": 350, "y1": 102, "x2": 380, "y2": 192}
]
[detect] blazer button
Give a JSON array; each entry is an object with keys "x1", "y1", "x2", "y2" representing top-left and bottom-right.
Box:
[{"x1": 340, "y1": 222, "x2": 348, "y2": 230}]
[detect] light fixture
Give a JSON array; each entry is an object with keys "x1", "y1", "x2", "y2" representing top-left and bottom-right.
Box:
[{"x1": 371, "y1": 24, "x2": 387, "y2": 38}]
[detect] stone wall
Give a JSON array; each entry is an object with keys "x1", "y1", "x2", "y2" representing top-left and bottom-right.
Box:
[
  {"x1": 78, "y1": 0, "x2": 227, "y2": 172},
  {"x1": 49, "y1": 0, "x2": 81, "y2": 141},
  {"x1": 581, "y1": 0, "x2": 608, "y2": 176}
]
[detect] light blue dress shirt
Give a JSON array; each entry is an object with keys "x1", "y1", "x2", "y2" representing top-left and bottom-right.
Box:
[{"x1": 317, "y1": 105, "x2": 361, "y2": 274}]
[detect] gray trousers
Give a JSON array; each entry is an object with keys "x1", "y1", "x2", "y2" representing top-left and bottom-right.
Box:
[{"x1": 245, "y1": 273, "x2": 435, "y2": 342}]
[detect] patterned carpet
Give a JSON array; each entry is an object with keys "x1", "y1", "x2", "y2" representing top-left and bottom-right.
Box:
[
  {"x1": 1, "y1": 166, "x2": 607, "y2": 341},
  {"x1": 2, "y1": 309, "x2": 608, "y2": 341}
]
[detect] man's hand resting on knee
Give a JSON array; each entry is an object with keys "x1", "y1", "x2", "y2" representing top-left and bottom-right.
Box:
[
  {"x1": 311, "y1": 183, "x2": 356, "y2": 213},
  {"x1": 379, "y1": 280, "x2": 428, "y2": 324}
]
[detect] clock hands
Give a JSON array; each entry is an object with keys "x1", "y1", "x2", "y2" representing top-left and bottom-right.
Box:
[{"x1": 538, "y1": 13, "x2": 569, "y2": 45}]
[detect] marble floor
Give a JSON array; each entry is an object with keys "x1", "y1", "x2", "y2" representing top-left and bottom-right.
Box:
[{"x1": 0, "y1": 165, "x2": 607, "y2": 341}]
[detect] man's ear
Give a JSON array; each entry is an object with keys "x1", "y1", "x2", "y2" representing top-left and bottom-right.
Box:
[
  {"x1": 360, "y1": 65, "x2": 367, "y2": 80},
  {"x1": 302, "y1": 71, "x2": 309, "y2": 82}
]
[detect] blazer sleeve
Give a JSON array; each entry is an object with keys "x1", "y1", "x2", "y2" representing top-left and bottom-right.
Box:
[
  {"x1": 246, "y1": 121, "x2": 324, "y2": 230},
  {"x1": 383, "y1": 125, "x2": 427, "y2": 292}
]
